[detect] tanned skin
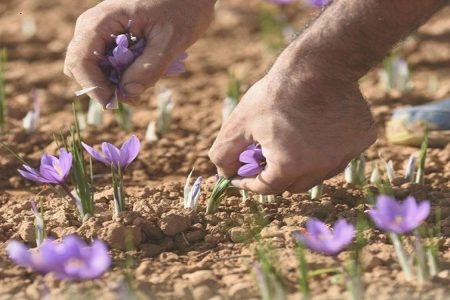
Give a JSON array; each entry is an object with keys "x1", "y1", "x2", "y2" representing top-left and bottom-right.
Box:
[{"x1": 65, "y1": 0, "x2": 447, "y2": 194}]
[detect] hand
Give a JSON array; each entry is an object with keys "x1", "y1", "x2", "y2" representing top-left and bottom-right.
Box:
[
  {"x1": 64, "y1": 0, "x2": 214, "y2": 107},
  {"x1": 208, "y1": 66, "x2": 377, "y2": 194}
]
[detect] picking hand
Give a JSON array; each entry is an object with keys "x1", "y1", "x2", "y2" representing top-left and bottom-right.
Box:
[{"x1": 64, "y1": 0, "x2": 214, "y2": 107}]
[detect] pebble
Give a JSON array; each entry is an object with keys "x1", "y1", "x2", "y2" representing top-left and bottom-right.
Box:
[
  {"x1": 18, "y1": 222, "x2": 35, "y2": 243},
  {"x1": 160, "y1": 213, "x2": 190, "y2": 236},
  {"x1": 182, "y1": 270, "x2": 217, "y2": 287},
  {"x1": 140, "y1": 243, "x2": 166, "y2": 257},
  {"x1": 229, "y1": 227, "x2": 252, "y2": 243},
  {"x1": 260, "y1": 226, "x2": 284, "y2": 239}
]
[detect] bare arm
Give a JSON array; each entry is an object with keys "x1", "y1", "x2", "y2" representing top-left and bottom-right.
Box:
[
  {"x1": 209, "y1": 0, "x2": 447, "y2": 194},
  {"x1": 272, "y1": 0, "x2": 446, "y2": 82}
]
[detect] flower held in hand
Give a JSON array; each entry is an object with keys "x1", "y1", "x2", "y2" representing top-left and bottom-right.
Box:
[{"x1": 237, "y1": 144, "x2": 266, "y2": 177}]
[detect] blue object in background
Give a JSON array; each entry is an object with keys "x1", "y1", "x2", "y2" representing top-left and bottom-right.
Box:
[{"x1": 392, "y1": 98, "x2": 450, "y2": 130}]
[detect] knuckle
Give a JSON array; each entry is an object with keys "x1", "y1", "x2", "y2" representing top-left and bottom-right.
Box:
[{"x1": 208, "y1": 147, "x2": 225, "y2": 167}]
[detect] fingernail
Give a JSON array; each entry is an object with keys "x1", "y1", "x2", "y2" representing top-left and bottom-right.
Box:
[{"x1": 124, "y1": 83, "x2": 145, "y2": 97}]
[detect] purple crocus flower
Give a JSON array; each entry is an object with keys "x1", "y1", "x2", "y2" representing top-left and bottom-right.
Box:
[
  {"x1": 368, "y1": 195, "x2": 430, "y2": 234},
  {"x1": 7, "y1": 235, "x2": 111, "y2": 280},
  {"x1": 237, "y1": 144, "x2": 266, "y2": 177},
  {"x1": 98, "y1": 20, "x2": 188, "y2": 97},
  {"x1": 82, "y1": 135, "x2": 140, "y2": 171},
  {"x1": 18, "y1": 148, "x2": 72, "y2": 184},
  {"x1": 294, "y1": 218, "x2": 355, "y2": 256}
]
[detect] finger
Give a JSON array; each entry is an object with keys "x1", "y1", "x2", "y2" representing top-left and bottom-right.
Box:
[
  {"x1": 208, "y1": 130, "x2": 252, "y2": 179},
  {"x1": 64, "y1": 20, "x2": 117, "y2": 107},
  {"x1": 121, "y1": 22, "x2": 181, "y2": 98},
  {"x1": 230, "y1": 160, "x2": 295, "y2": 195},
  {"x1": 285, "y1": 174, "x2": 323, "y2": 194}
]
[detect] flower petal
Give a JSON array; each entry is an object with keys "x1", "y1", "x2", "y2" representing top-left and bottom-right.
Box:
[
  {"x1": 82, "y1": 142, "x2": 110, "y2": 166},
  {"x1": 101, "y1": 142, "x2": 121, "y2": 167},
  {"x1": 415, "y1": 200, "x2": 431, "y2": 225},
  {"x1": 119, "y1": 135, "x2": 141, "y2": 169},
  {"x1": 239, "y1": 150, "x2": 261, "y2": 164},
  {"x1": 6, "y1": 241, "x2": 33, "y2": 267},
  {"x1": 306, "y1": 218, "x2": 331, "y2": 237},
  {"x1": 237, "y1": 163, "x2": 263, "y2": 177},
  {"x1": 57, "y1": 148, "x2": 73, "y2": 177}
]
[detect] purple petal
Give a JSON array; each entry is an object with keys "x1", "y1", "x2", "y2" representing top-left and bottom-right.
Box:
[
  {"x1": 415, "y1": 200, "x2": 430, "y2": 225},
  {"x1": 332, "y1": 219, "x2": 355, "y2": 247},
  {"x1": 40, "y1": 153, "x2": 57, "y2": 167},
  {"x1": 237, "y1": 163, "x2": 263, "y2": 177},
  {"x1": 112, "y1": 46, "x2": 134, "y2": 67},
  {"x1": 18, "y1": 167, "x2": 47, "y2": 183},
  {"x1": 39, "y1": 164, "x2": 64, "y2": 183},
  {"x1": 115, "y1": 34, "x2": 129, "y2": 48},
  {"x1": 102, "y1": 142, "x2": 121, "y2": 167},
  {"x1": 306, "y1": 218, "x2": 331, "y2": 237},
  {"x1": 82, "y1": 142, "x2": 110, "y2": 166},
  {"x1": 6, "y1": 241, "x2": 33, "y2": 267},
  {"x1": 119, "y1": 135, "x2": 141, "y2": 169},
  {"x1": 376, "y1": 195, "x2": 403, "y2": 220},
  {"x1": 57, "y1": 148, "x2": 73, "y2": 177},
  {"x1": 239, "y1": 149, "x2": 264, "y2": 164}
]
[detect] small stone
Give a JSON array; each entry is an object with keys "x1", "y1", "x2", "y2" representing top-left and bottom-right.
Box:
[
  {"x1": 437, "y1": 270, "x2": 449, "y2": 279},
  {"x1": 135, "y1": 260, "x2": 153, "y2": 280},
  {"x1": 391, "y1": 177, "x2": 407, "y2": 186},
  {"x1": 229, "y1": 227, "x2": 252, "y2": 243},
  {"x1": 204, "y1": 234, "x2": 219, "y2": 245},
  {"x1": 99, "y1": 223, "x2": 142, "y2": 250},
  {"x1": 140, "y1": 243, "x2": 166, "y2": 257},
  {"x1": 260, "y1": 226, "x2": 284, "y2": 239},
  {"x1": 228, "y1": 282, "x2": 255, "y2": 299},
  {"x1": 186, "y1": 230, "x2": 206, "y2": 243},
  {"x1": 192, "y1": 286, "x2": 214, "y2": 300},
  {"x1": 142, "y1": 222, "x2": 164, "y2": 240},
  {"x1": 182, "y1": 270, "x2": 217, "y2": 287},
  {"x1": 160, "y1": 213, "x2": 190, "y2": 236},
  {"x1": 18, "y1": 222, "x2": 35, "y2": 243}
]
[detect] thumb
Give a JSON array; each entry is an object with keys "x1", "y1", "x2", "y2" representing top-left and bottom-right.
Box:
[
  {"x1": 121, "y1": 23, "x2": 180, "y2": 97},
  {"x1": 209, "y1": 127, "x2": 252, "y2": 179}
]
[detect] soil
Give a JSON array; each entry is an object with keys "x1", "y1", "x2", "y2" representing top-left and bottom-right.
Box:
[{"x1": 0, "y1": 1, "x2": 450, "y2": 299}]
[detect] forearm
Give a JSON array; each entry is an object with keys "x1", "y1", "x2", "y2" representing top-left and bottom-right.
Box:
[{"x1": 271, "y1": 0, "x2": 446, "y2": 82}]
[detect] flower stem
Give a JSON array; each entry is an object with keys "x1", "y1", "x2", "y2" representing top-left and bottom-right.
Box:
[
  {"x1": 389, "y1": 233, "x2": 412, "y2": 281},
  {"x1": 413, "y1": 230, "x2": 428, "y2": 283},
  {"x1": 112, "y1": 166, "x2": 125, "y2": 218}
]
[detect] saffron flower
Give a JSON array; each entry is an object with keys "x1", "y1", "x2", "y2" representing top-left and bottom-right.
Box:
[
  {"x1": 94, "y1": 20, "x2": 187, "y2": 109},
  {"x1": 82, "y1": 135, "x2": 140, "y2": 171},
  {"x1": 368, "y1": 195, "x2": 430, "y2": 234},
  {"x1": 6, "y1": 235, "x2": 111, "y2": 280},
  {"x1": 238, "y1": 144, "x2": 266, "y2": 177},
  {"x1": 294, "y1": 218, "x2": 355, "y2": 256},
  {"x1": 18, "y1": 148, "x2": 72, "y2": 184}
]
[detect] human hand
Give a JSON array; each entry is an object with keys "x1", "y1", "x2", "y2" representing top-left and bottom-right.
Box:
[
  {"x1": 64, "y1": 0, "x2": 214, "y2": 107},
  {"x1": 208, "y1": 66, "x2": 377, "y2": 194}
]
